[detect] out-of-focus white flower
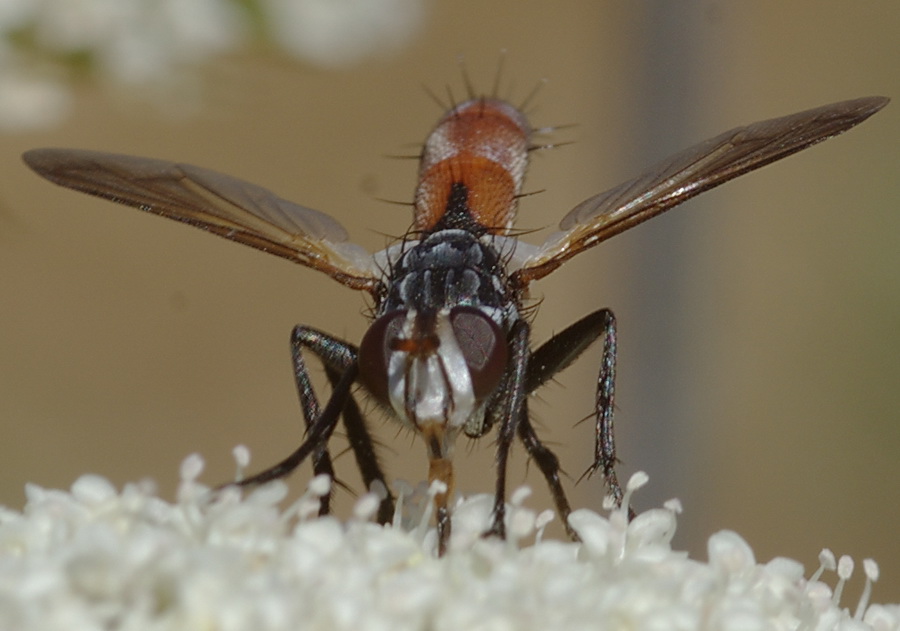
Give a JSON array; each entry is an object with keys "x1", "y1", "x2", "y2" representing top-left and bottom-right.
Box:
[
  {"x1": 0, "y1": 68, "x2": 70, "y2": 130},
  {"x1": 0, "y1": 0, "x2": 33, "y2": 28},
  {"x1": 261, "y1": 0, "x2": 426, "y2": 67},
  {"x1": 33, "y1": 0, "x2": 246, "y2": 83},
  {"x1": 0, "y1": 458, "x2": 895, "y2": 631},
  {"x1": 0, "y1": 0, "x2": 428, "y2": 130}
]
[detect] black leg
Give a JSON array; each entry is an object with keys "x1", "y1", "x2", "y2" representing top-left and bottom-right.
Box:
[
  {"x1": 581, "y1": 309, "x2": 631, "y2": 516},
  {"x1": 323, "y1": 364, "x2": 394, "y2": 525},
  {"x1": 288, "y1": 328, "x2": 335, "y2": 516},
  {"x1": 526, "y1": 309, "x2": 615, "y2": 394},
  {"x1": 290, "y1": 326, "x2": 394, "y2": 523},
  {"x1": 516, "y1": 414, "x2": 577, "y2": 540},
  {"x1": 224, "y1": 362, "x2": 358, "y2": 489},
  {"x1": 484, "y1": 318, "x2": 530, "y2": 540},
  {"x1": 517, "y1": 308, "x2": 631, "y2": 536},
  {"x1": 223, "y1": 326, "x2": 395, "y2": 524}
]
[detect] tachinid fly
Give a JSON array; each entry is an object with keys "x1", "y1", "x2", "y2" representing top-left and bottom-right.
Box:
[{"x1": 22, "y1": 89, "x2": 888, "y2": 555}]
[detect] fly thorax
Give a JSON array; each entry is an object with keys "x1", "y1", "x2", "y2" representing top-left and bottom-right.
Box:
[{"x1": 382, "y1": 229, "x2": 513, "y2": 319}]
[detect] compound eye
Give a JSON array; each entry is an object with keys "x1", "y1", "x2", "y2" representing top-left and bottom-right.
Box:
[
  {"x1": 358, "y1": 310, "x2": 407, "y2": 403},
  {"x1": 449, "y1": 306, "x2": 508, "y2": 400}
]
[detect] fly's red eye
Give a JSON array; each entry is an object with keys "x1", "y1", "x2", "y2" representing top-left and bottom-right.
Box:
[
  {"x1": 358, "y1": 310, "x2": 407, "y2": 403},
  {"x1": 450, "y1": 306, "x2": 508, "y2": 400}
]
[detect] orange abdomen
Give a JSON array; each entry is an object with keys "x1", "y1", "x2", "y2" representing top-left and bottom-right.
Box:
[{"x1": 413, "y1": 99, "x2": 530, "y2": 234}]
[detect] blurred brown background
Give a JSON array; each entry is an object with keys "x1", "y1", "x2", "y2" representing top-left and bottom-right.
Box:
[{"x1": 1, "y1": 1, "x2": 898, "y2": 601}]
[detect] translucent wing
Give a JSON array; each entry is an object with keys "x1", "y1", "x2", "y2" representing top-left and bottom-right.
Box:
[
  {"x1": 516, "y1": 96, "x2": 889, "y2": 284},
  {"x1": 22, "y1": 148, "x2": 381, "y2": 293}
]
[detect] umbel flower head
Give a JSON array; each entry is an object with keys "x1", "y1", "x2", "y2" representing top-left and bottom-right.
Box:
[{"x1": 0, "y1": 452, "x2": 895, "y2": 631}]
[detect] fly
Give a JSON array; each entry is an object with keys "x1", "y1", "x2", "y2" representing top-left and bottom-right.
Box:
[{"x1": 22, "y1": 90, "x2": 888, "y2": 555}]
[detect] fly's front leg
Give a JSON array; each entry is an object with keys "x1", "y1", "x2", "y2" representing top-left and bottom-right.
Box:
[
  {"x1": 291, "y1": 326, "x2": 394, "y2": 523},
  {"x1": 520, "y1": 309, "x2": 618, "y2": 535},
  {"x1": 223, "y1": 362, "x2": 357, "y2": 493},
  {"x1": 484, "y1": 318, "x2": 530, "y2": 540},
  {"x1": 322, "y1": 364, "x2": 394, "y2": 524},
  {"x1": 288, "y1": 328, "x2": 337, "y2": 515},
  {"x1": 581, "y1": 309, "x2": 630, "y2": 516}
]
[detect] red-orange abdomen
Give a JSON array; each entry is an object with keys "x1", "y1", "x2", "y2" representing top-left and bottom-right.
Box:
[{"x1": 413, "y1": 99, "x2": 530, "y2": 234}]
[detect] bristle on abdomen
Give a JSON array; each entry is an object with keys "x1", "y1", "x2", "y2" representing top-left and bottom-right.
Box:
[{"x1": 413, "y1": 99, "x2": 530, "y2": 234}]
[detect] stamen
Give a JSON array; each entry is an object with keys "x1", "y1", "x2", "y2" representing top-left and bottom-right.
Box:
[
  {"x1": 663, "y1": 498, "x2": 683, "y2": 513},
  {"x1": 854, "y1": 559, "x2": 880, "y2": 620},
  {"x1": 507, "y1": 486, "x2": 537, "y2": 549},
  {"x1": 309, "y1": 474, "x2": 332, "y2": 498},
  {"x1": 833, "y1": 555, "x2": 854, "y2": 604},
  {"x1": 180, "y1": 452, "x2": 205, "y2": 483},
  {"x1": 285, "y1": 474, "x2": 332, "y2": 523},
  {"x1": 232, "y1": 444, "x2": 250, "y2": 481},
  {"x1": 392, "y1": 479, "x2": 413, "y2": 529},
  {"x1": 510, "y1": 486, "x2": 532, "y2": 505},
  {"x1": 177, "y1": 453, "x2": 207, "y2": 503},
  {"x1": 617, "y1": 470, "x2": 649, "y2": 516},
  {"x1": 352, "y1": 492, "x2": 381, "y2": 522},
  {"x1": 810, "y1": 548, "x2": 837, "y2": 582},
  {"x1": 534, "y1": 510, "x2": 554, "y2": 545}
]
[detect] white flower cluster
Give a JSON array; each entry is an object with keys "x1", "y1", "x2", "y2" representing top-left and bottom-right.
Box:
[
  {"x1": 0, "y1": 0, "x2": 426, "y2": 130},
  {"x1": 0, "y1": 456, "x2": 895, "y2": 631}
]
